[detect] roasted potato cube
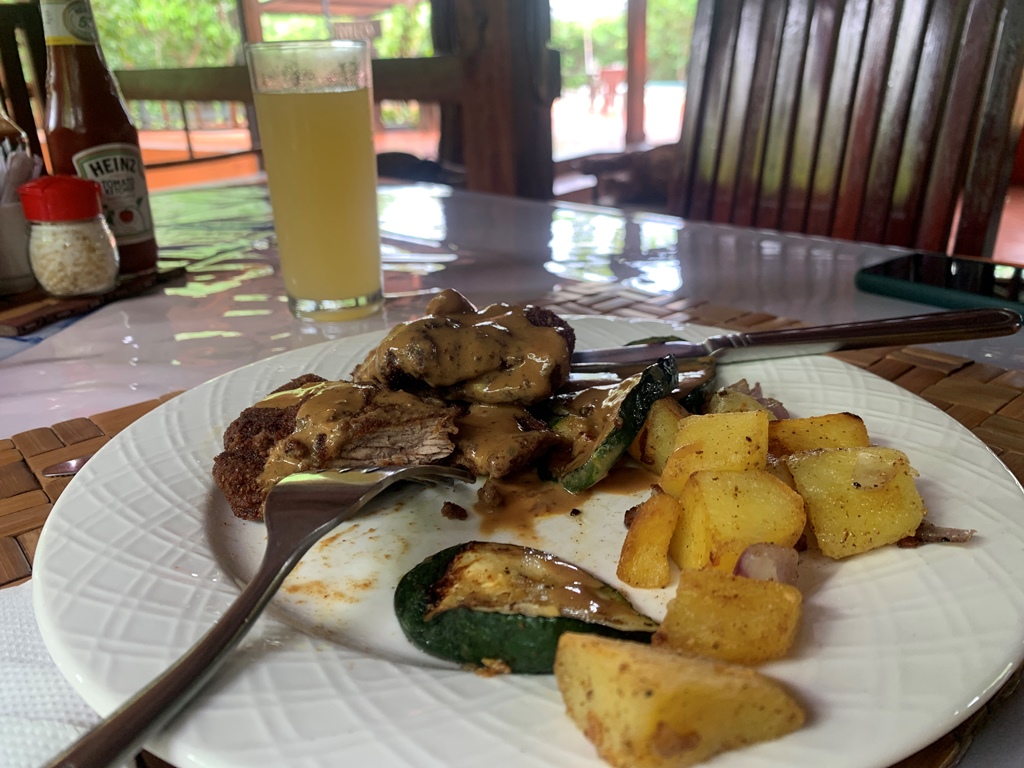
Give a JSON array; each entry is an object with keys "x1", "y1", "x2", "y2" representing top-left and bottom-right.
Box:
[
  {"x1": 668, "y1": 469, "x2": 806, "y2": 571},
  {"x1": 628, "y1": 397, "x2": 690, "y2": 476},
  {"x1": 555, "y1": 633, "x2": 806, "y2": 768},
  {"x1": 653, "y1": 569, "x2": 802, "y2": 664},
  {"x1": 617, "y1": 485, "x2": 682, "y2": 588},
  {"x1": 786, "y1": 446, "x2": 926, "y2": 559},
  {"x1": 705, "y1": 389, "x2": 775, "y2": 416},
  {"x1": 660, "y1": 411, "x2": 770, "y2": 498},
  {"x1": 768, "y1": 413, "x2": 870, "y2": 458}
]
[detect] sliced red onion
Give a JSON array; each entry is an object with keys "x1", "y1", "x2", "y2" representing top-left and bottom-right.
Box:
[
  {"x1": 722, "y1": 379, "x2": 790, "y2": 419},
  {"x1": 915, "y1": 520, "x2": 976, "y2": 544},
  {"x1": 733, "y1": 542, "x2": 800, "y2": 585},
  {"x1": 916, "y1": 523, "x2": 975, "y2": 543},
  {"x1": 850, "y1": 450, "x2": 904, "y2": 490}
]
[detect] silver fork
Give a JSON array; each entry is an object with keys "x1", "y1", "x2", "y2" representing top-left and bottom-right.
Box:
[{"x1": 43, "y1": 464, "x2": 475, "y2": 768}]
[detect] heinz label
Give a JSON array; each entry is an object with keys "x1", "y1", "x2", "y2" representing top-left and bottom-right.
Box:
[
  {"x1": 72, "y1": 143, "x2": 155, "y2": 245},
  {"x1": 41, "y1": 0, "x2": 97, "y2": 45}
]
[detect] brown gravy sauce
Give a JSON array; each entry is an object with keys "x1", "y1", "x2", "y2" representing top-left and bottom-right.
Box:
[
  {"x1": 475, "y1": 462, "x2": 657, "y2": 537},
  {"x1": 368, "y1": 289, "x2": 570, "y2": 404},
  {"x1": 455, "y1": 404, "x2": 531, "y2": 473}
]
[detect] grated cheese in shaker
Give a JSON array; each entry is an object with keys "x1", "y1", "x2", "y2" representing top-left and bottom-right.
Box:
[{"x1": 17, "y1": 175, "x2": 118, "y2": 297}]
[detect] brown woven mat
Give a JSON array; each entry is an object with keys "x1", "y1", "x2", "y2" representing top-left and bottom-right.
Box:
[
  {"x1": 0, "y1": 265, "x2": 187, "y2": 337},
  {"x1": 2, "y1": 282, "x2": 1022, "y2": 768}
]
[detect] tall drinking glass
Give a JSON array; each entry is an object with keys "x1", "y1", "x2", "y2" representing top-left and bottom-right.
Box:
[{"x1": 246, "y1": 40, "x2": 383, "y2": 321}]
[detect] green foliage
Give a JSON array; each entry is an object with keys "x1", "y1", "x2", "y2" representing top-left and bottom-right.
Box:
[
  {"x1": 551, "y1": 0, "x2": 697, "y2": 88},
  {"x1": 261, "y1": 15, "x2": 332, "y2": 42},
  {"x1": 91, "y1": 0, "x2": 434, "y2": 70},
  {"x1": 92, "y1": 0, "x2": 242, "y2": 69},
  {"x1": 647, "y1": 0, "x2": 698, "y2": 81},
  {"x1": 372, "y1": 2, "x2": 433, "y2": 58}
]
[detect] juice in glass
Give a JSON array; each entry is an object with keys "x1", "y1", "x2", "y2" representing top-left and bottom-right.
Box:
[{"x1": 247, "y1": 41, "x2": 383, "y2": 321}]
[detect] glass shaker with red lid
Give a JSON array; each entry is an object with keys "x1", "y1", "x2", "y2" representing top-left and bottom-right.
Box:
[{"x1": 18, "y1": 175, "x2": 119, "y2": 297}]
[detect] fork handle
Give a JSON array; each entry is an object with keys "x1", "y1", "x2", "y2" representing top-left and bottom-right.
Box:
[{"x1": 43, "y1": 555, "x2": 292, "y2": 768}]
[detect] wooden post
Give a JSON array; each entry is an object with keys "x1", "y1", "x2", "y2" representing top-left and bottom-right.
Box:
[
  {"x1": 235, "y1": 0, "x2": 263, "y2": 163},
  {"x1": 236, "y1": 0, "x2": 264, "y2": 43},
  {"x1": 433, "y1": 0, "x2": 558, "y2": 199},
  {"x1": 625, "y1": 0, "x2": 647, "y2": 146}
]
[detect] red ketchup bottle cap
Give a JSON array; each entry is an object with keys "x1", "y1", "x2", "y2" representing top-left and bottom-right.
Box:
[{"x1": 18, "y1": 175, "x2": 104, "y2": 222}]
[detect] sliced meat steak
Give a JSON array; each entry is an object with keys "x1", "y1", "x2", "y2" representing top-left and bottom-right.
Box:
[{"x1": 213, "y1": 376, "x2": 459, "y2": 520}]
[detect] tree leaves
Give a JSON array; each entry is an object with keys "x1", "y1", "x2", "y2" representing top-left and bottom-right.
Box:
[{"x1": 91, "y1": 0, "x2": 245, "y2": 69}]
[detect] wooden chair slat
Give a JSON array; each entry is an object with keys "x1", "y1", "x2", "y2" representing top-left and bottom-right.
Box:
[
  {"x1": 710, "y1": 0, "x2": 765, "y2": 224},
  {"x1": 779, "y1": 0, "x2": 844, "y2": 234},
  {"x1": 882, "y1": 0, "x2": 963, "y2": 247},
  {"x1": 856, "y1": 0, "x2": 931, "y2": 245},
  {"x1": 915, "y1": 0, "x2": 1001, "y2": 253},
  {"x1": 754, "y1": 0, "x2": 812, "y2": 231},
  {"x1": 830, "y1": 0, "x2": 901, "y2": 242},
  {"x1": 670, "y1": 0, "x2": 1024, "y2": 258},
  {"x1": 952, "y1": 1, "x2": 1024, "y2": 257},
  {"x1": 689, "y1": 0, "x2": 743, "y2": 223},
  {"x1": 729, "y1": 0, "x2": 787, "y2": 227},
  {"x1": 670, "y1": 0, "x2": 715, "y2": 220},
  {"x1": 806, "y1": 0, "x2": 873, "y2": 236}
]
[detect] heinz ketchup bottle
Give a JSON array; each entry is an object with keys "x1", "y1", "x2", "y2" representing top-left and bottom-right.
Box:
[{"x1": 40, "y1": 0, "x2": 158, "y2": 275}]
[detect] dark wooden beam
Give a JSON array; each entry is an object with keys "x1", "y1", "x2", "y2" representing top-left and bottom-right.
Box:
[
  {"x1": 114, "y1": 57, "x2": 464, "y2": 104},
  {"x1": 434, "y1": 0, "x2": 557, "y2": 199},
  {"x1": 237, "y1": 0, "x2": 264, "y2": 43}
]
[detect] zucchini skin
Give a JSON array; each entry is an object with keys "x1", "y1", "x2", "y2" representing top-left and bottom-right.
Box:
[
  {"x1": 394, "y1": 543, "x2": 657, "y2": 674},
  {"x1": 557, "y1": 355, "x2": 678, "y2": 493}
]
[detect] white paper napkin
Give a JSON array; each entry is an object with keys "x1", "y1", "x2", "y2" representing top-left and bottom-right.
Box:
[{"x1": 0, "y1": 581, "x2": 104, "y2": 768}]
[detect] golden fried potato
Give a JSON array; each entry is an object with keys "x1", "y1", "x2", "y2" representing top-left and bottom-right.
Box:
[
  {"x1": 668, "y1": 469, "x2": 806, "y2": 572},
  {"x1": 628, "y1": 397, "x2": 690, "y2": 476},
  {"x1": 768, "y1": 413, "x2": 870, "y2": 458},
  {"x1": 653, "y1": 569, "x2": 802, "y2": 665},
  {"x1": 660, "y1": 411, "x2": 770, "y2": 498},
  {"x1": 554, "y1": 633, "x2": 806, "y2": 768},
  {"x1": 785, "y1": 446, "x2": 926, "y2": 559},
  {"x1": 617, "y1": 485, "x2": 682, "y2": 588}
]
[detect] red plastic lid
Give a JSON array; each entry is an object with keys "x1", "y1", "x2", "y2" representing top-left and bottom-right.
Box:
[{"x1": 18, "y1": 175, "x2": 103, "y2": 222}]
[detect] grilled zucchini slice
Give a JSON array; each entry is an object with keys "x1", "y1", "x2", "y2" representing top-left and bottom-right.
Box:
[
  {"x1": 394, "y1": 541, "x2": 658, "y2": 674},
  {"x1": 551, "y1": 356, "x2": 678, "y2": 493}
]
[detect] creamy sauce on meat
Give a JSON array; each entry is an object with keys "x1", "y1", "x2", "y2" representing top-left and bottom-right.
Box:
[
  {"x1": 456, "y1": 404, "x2": 530, "y2": 466},
  {"x1": 454, "y1": 403, "x2": 557, "y2": 478},
  {"x1": 256, "y1": 380, "x2": 375, "y2": 491},
  {"x1": 256, "y1": 381, "x2": 452, "y2": 493},
  {"x1": 362, "y1": 289, "x2": 570, "y2": 404}
]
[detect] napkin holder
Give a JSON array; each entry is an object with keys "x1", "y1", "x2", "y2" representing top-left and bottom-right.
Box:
[{"x1": 0, "y1": 202, "x2": 36, "y2": 296}]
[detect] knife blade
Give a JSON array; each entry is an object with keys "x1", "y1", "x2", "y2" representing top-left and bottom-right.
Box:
[
  {"x1": 41, "y1": 453, "x2": 96, "y2": 478},
  {"x1": 570, "y1": 307, "x2": 1021, "y2": 372}
]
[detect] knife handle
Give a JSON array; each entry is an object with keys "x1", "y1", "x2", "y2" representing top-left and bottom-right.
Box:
[{"x1": 709, "y1": 308, "x2": 1021, "y2": 358}]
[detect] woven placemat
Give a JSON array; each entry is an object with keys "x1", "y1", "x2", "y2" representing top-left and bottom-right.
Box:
[{"x1": 2, "y1": 282, "x2": 1022, "y2": 768}]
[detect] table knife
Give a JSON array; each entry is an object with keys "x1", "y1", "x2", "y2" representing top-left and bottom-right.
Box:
[
  {"x1": 570, "y1": 307, "x2": 1021, "y2": 372},
  {"x1": 41, "y1": 453, "x2": 96, "y2": 477}
]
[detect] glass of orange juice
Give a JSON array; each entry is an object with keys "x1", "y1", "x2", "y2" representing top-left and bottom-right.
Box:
[{"x1": 246, "y1": 40, "x2": 382, "y2": 321}]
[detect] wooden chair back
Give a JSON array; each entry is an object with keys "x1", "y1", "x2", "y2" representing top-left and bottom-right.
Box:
[
  {"x1": 0, "y1": 2, "x2": 46, "y2": 157},
  {"x1": 667, "y1": 0, "x2": 1024, "y2": 257}
]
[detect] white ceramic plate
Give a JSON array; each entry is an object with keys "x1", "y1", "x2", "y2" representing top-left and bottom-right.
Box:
[{"x1": 33, "y1": 317, "x2": 1024, "y2": 768}]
